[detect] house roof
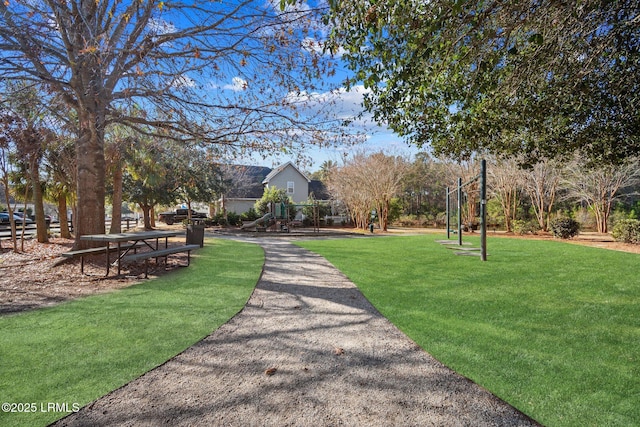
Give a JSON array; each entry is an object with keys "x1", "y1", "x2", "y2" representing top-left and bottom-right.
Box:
[
  {"x1": 308, "y1": 180, "x2": 330, "y2": 200},
  {"x1": 222, "y1": 162, "x2": 330, "y2": 202},
  {"x1": 262, "y1": 161, "x2": 311, "y2": 184},
  {"x1": 222, "y1": 165, "x2": 272, "y2": 199}
]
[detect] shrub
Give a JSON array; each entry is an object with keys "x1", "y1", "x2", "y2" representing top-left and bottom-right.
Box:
[
  {"x1": 302, "y1": 200, "x2": 331, "y2": 220},
  {"x1": 550, "y1": 218, "x2": 580, "y2": 239},
  {"x1": 255, "y1": 187, "x2": 293, "y2": 217},
  {"x1": 433, "y1": 212, "x2": 447, "y2": 228},
  {"x1": 226, "y1": 212, "x2": 241, "y2": 226},
  {"x1": 512, "y1": 220, "x2": 541, "y2": 235},
  {"x1": 395, "y1": 215, "x2": 419, "y2": 227},
  {"x1": 241, "y1": 208, "x2": 259, "y2": 222},
  {"x1": 211, "y1": 213, "x2": 226, "y2": 226},
  {"x1": 462, "y1": 220, "x2": 479, "y2": 232},
  {"x1": 611, "y1": 219, "x2": 640, "y2": 244}
]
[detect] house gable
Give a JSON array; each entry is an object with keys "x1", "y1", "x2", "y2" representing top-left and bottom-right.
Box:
[{"x1": 261, "y1": 161, "x2": 310, "y2": 204}]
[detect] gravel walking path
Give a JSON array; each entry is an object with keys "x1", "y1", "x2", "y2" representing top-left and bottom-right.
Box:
[{"x1": 55, "y1": 239, "x2": 539, "y2": 426}]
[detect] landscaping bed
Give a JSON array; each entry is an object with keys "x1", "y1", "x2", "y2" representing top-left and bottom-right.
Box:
[{"x1": 0, "y1": 238, "x2": 191, "y2": 316}]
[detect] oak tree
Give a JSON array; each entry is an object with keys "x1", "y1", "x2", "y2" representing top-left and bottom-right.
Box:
[
  {"x1": 1, "y1": 0, "x2": 354, "y2": 247},
  {"x1": 327, "y1": 1, "x2": 639, "y2": 164}
]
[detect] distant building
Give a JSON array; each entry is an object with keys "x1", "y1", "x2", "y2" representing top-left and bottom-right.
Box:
[{"x1": 217, "y1": 162, "x2": 329, "y2": 215}]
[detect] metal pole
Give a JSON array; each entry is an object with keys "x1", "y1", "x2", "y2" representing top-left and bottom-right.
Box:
[
  {"x1": 480, "y1": 159, "x2": 487, "y2": 261},
  {"x1": 446, "y1": 187, "x2": 450, "y2": 240},
  {"x1": 457, "y1": 177, "x2": 462, "y2": 246}
]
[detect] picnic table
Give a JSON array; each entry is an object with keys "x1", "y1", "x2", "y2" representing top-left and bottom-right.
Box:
[{"x1": 79, "y1": 230, "x2": 183, "y2": 276}]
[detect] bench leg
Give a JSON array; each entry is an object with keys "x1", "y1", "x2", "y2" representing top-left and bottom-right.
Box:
[{"x1": 81, "y1": 256, "x2": 85, "y2": 274}]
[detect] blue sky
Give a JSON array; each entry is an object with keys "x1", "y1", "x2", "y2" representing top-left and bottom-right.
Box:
[
  {"x1": 233, "y1": 84, "x2": 422, "y2": 171},
  {"x1": 0, "y1": 0, "x2": 421, "y2": 173},
  {"x1": 217, "y1": 1, "x2": 419, "y2": 170},
  {"x1": 149, "y1": 0, "x2": 425, "y2": 171}
]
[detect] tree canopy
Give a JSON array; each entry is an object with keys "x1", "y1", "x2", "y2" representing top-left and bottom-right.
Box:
[
  {"x1": 327, "y1": 0, "x2": 640, "y2": 165},
  {"x1": 1, "y1": 0, "x2": 355, "y2": 246}
]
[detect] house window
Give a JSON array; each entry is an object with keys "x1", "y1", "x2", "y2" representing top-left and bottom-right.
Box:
[{"x1": 287, "y1": 181, "x2": 295, "y2": 194}]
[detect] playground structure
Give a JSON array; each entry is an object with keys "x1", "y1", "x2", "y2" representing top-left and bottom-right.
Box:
[
  {"x1": 445, "y1": 159, "x2": 487, "y2": 261},
  {"x1": 240, "y1": 213, "x2": 275, "y2": 230},
  {"x1": 240, "y1": 201, "x2": 322, "y2": 233}
]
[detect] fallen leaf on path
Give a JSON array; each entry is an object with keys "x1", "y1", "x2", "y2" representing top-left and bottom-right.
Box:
[{"x1": 265, "y1": 367, "x2": 277, "y2": 376}]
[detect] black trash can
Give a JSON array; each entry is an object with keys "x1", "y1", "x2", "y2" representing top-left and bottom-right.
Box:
[{"x1": 186, "y1": 224, "x2": 205, "y2": 248}]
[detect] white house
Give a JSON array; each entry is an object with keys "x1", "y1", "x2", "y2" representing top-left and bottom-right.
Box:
[
  {"x1": 218, "y1": 162, "x2": 329, "y2": 216},
  {"x1": 261, "y1": 161, "x2": 311, "y2": 204}
]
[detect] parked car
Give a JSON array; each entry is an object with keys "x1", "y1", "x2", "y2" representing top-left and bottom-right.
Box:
[
  {"x1": 0, "y1": 212, "x2": 35, "y2": 225},
  {"x1": 158, "y1": 208, "x2": 207, "y2": 225}
]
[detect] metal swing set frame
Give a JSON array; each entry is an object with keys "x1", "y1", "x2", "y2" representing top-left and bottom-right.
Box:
[{"x1": 445, "y1": 159, "x2": 488, "y2": 261}]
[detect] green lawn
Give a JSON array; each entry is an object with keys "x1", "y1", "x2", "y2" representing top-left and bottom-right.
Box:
[
  {"x1": 296, "y1": 235, "x2": 640, "y2": 427},
  {"x1": 0, "y1": 238, "x2": 263, "y2": 427}
]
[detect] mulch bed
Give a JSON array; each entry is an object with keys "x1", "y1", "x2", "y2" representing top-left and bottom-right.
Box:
[{"x1": 0, "y1": 237, "x2": 190, "y2": 316}]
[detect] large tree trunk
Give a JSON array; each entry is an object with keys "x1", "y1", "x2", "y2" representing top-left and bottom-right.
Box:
[
  {"x1": 109, "y1": 166, "x2": 123, "y2": 234},
  {"x1": 74, "y1": 111, "x2": 106, "y2": 249},
  {"x1": 141, "y1": 204, "x2": 153, "y2": 230},
  {"x1": 596, "y1": 204, "x2": 609, "y2": 234},
  {"x1": 1, "y1": 175, "x2": 18, "y2": 252},
  {"x1": 57, "y1": 193, "x2": 71, "y2": 239},
  {"x1": 383, "y1": 201, "x2": 389, "y2": 232},
  {"x1": 150, "y1": 206, "x2": 156, "y2": 229},
  {"x1": 32, "y1": 177, "x2": 48, "y2": 243},
  {"x1": 29, "y1": 160, "x2": 48, "y2": 243}
]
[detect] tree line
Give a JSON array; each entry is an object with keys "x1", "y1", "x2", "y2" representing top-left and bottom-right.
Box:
[
  {"x1": 321, "y1": 152, "x2": 640, "y2": 235},
  {"x1": 2, "y1": 0, "x2": 637, "y2": 248},
  {"x1": 1, "y1": 88, "x2": 224, "y2": 251}
]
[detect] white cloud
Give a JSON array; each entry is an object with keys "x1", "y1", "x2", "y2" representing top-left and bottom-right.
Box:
[
  {"x1": 223, "y1": 76, "x2": 248, "y2": 91},
  {"x1": 285, "y1": 85, "x2": 372, "y2": 122},
  {"x1": 284, "y1": 84, "x2": 414, "y2": 150},
  {"x1": 301, "y1": 37, "x2": 324, "y2": 55},
  {"x1": 169, "y1": 74, "x2": 196, "y2": 88},
  {"x1": 148, "y1": 18, "x2": 177, "y2": 35},
  {"x1": 207, "y1": 77, "x2": 248, "y2": 92}
]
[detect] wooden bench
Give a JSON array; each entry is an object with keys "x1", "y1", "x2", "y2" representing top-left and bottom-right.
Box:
[
  {"x1": 121, "y1": 244, "x2": 201, "y2": 278},
  {"x1": 61, "y1": 242, "x2": 145, "y2": 274}
]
